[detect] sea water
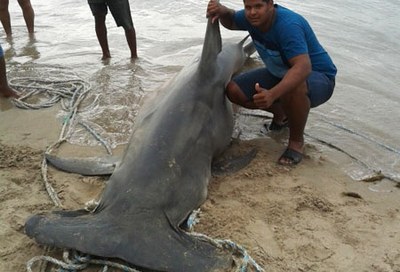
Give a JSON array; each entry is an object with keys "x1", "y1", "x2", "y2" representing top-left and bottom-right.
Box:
[{"x1": 1, "y1": 0, "x2": 399, "y2": 185}]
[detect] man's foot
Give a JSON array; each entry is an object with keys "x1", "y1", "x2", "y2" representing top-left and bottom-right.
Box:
[
  {"x1": 262, "y1": 118, "x2": 288, "y2": 133},
  {"x1": 101, "y1": 53, "x2": 111, "y2": 60},
  {"x1": 269, "y1": 118, "x2": 289, "y2": 131},
  {"x1": 0, "y1": 87, "x2": 20, "y2": 99},
  {"x1": 278, "y1": 148, "x2": 303, "y2": 166}
]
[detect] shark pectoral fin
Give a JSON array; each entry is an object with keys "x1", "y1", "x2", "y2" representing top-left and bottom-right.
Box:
[
  {"x1": 25, "y1": 209, "x2": 233, "y2": 272},
  {"x1": 212, "y1": 147, "x2": 258, "y2": 176},
  {"x1": 45, "y1": 153, "x2": 120, "y2": 176},
  {"x1": 129, "y1": 213, "x2": 234, "y2": 271},
  {"x1": 25, "y1": 210, "x2": 122, "y2": 258}
]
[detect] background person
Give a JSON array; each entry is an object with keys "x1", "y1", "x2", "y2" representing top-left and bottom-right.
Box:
[
  {"x1": 0, "y1": 44, "x2": 19, "y2": 98},
  {"x1": 88, "y1": 0, "x2": 138, "y2": 60},
  {"x1": 0, "y1": 0, "x2": 34, "y2": 36}
]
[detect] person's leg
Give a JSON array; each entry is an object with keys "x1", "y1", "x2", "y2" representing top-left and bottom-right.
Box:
[
  {"x1": 17, "y1": 0, "x2": 34, "y2": 33},
  {"x1": 0, "y1": 54, "x2": 19, "y2": 98},
  {"x1": 107, "y1": 0, "x2": 137, "y2": 58},
  {"x1": 0, "y1": 0, "x2": 12, "y2": 36},
  {"x1": 94, "y1": 14, "x2": 111, "y2": 59},
  {"x1": 227, "y1": 67, "x2": 284, "y2": 122},
  {"x1": 227, "y1": 67, "x2": 307, "y2": 165},
  {"x1": 278, "y1": 72, "x2": 335, "y2": 165},
  {"x1": 89, "y1": 3, "x2": 110, "y2": 59},
  {"x1": 124, "y1": 28, "x2": 137, "y2": 59},
  {"x1": 278, "y1": 81, "x2": 309, "y2": 164},
  {"x1": 226, "y1": 80, "x2": 257, "y2": 109}
]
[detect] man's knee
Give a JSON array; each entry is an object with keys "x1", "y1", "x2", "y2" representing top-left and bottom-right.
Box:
[
  {"x1": 226, "y1": 81, "x2": 238, "y2": 102},
  {"x1": 278, "y1": 82, "x2": 310, "y2": 117},
  {"x1": 123, "y1": 25, "x2": 134, "y2": 32},
  {"x1": 281, "y1": 81, "x2": 308, "y2": 102},
  {"x1": 0, "y1": 0, "x2": 9, "y2": 10},
  {"x1": 94, "y1": 15, "x2": 106, "y2": 25},
  {"x1": 226, "y1": 81, "x2": 249, "y2": 106},
  {"x1": 17, "y1": 0, "x2": 31, "y2": 9}
]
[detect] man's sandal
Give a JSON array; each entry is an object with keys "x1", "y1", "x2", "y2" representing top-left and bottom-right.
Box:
[
  {"x1": 263, "y1": 118, "x2": 288, "y2": 132},
  {"x1": 278, "y1": 148, "x2": 303, "y2": 166}
]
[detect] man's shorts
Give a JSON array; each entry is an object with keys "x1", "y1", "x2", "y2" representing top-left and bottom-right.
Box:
[
  {"x1": 232, "y1": 67, "x2": 336, "y2": 108},
  {"x1": 89, "y1": 0, "x2": 134, "y2": 30}
]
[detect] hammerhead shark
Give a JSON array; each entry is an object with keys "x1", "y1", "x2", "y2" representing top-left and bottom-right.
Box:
[{"x1": 25, "y1": 12, "x2": 255, "y2": 272}]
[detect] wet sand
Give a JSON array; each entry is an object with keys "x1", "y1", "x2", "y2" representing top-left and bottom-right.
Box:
[{"x1": 1, "y1": 97, "x2": 400, "y2": 271}]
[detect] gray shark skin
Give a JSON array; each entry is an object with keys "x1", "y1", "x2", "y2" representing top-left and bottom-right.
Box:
[
  {"x1": 25, "y1": 17, "x2": 254, "y2": 272},
  {"x1": 45, "y1": 153, "x2": 119, "y2": 176}
]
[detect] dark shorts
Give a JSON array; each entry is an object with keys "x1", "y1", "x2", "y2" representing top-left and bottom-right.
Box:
[
  {"x1": 89, "y1": 0, "x2": 134, "y2": 30},
  {"x1": 232, "y1": 67, "x2": 336, "y2": 108}
]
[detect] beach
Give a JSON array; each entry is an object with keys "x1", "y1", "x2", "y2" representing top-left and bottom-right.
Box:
[
  {"x1": 1, "y1": 99, "x2": 399, "y2": 271},
  {"x1": 1, "y1": 0, "x2": 400, "y2": 270}
]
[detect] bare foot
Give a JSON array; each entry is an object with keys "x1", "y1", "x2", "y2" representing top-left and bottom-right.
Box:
[
  {"x1": 0, "y1": 86, "x2": 20, "y2": 99},
  {"x1": 101, "y1": 53, "x2": 111, "y2": 60}
]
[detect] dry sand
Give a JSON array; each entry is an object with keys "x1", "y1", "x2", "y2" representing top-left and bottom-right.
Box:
[{"x1": 1, "y1": 97, "x2": 400, "y2": 272}]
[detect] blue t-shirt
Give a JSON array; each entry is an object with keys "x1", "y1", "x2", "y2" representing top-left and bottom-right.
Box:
[
  {"x1": 0, "y1": 44, "x2": 3, "y2": 58},
  {"x1": 234, "y1": 5, "x2": 337, "y2": 78}
]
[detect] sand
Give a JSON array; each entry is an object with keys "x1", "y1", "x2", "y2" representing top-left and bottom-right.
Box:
[{"x1": 1, "y1": 97, "x2": 400, "y2": 272}]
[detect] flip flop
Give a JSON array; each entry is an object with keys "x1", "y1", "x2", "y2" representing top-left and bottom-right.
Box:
[
  {"x1": 263, "y1": 118, "x2": 288, "y2": 132},
  {"x1": 278, "y1": 148, "x2": 303, "y2": 166}
]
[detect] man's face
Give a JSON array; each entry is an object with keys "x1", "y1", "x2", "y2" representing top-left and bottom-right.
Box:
[{"x1": 243, "y1": 0, "x2": 273, "y2": 29}]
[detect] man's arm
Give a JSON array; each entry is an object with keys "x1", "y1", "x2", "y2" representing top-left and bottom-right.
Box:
[
  {"x1": 206, "y1": 0, "x2": 238, "y2": 30},
  {"x1": 271, "y1": 54, "x2": 312, "y2": 98},
  {"x1": 253, "y1": 54, "x2": 312, "y2": 109}
]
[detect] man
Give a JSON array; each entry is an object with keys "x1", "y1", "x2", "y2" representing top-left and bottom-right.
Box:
[
  {"x1": 0, "y1": 44, "x2": 19, "y2": 98},
  {"x1": 207, "y1": 0, "x2": 337, "y2": 166},
  {"x1": 0, "y1": 0, "x2": 35, "y2": 36},
  {"x1": 88, "y1": 0, "x2": 137, "y2": 60}
]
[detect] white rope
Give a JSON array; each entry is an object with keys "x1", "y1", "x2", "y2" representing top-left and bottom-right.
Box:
[
  {"x1": 190, "y1": 232, "x2": 265, "y2": 272},
  {"x1": 186, "y1": 209, "x2": 265, "y2": 271},
  {"x1": 26, "y1": 250, "x2": 142, "y2": 272},
  {"x1": 10, "y1": 76, "x2": 91, "y2": 110},
  {"x1": 78, "y1": 120, "x2": 113, "y2": 155},
  {"x1": 16, "y1": 65, "x2": 264, "y2": 272},
  {"x1": 15, "y1": 66, "x2": 127, "y2": 272}
]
